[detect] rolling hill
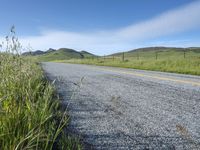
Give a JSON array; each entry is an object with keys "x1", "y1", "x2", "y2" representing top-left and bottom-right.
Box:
[
  {"x1": 23, "y1": 48, "x2": 96, "y2": 61},
  {"x1": 23, "y1": 46, "x2": 200, "y2": 62},
  {"x1": 110, "y1": 47, "x2": 200, "y2": 57}
]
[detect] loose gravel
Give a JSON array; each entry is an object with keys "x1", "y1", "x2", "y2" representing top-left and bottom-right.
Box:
[{"x1": 42, "y1": 62, "x2": 200, "y2": 150}]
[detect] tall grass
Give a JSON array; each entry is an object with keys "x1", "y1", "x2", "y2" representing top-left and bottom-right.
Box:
[{"x1": 0, "y1": 27, "x2": 82, "y2": 150}]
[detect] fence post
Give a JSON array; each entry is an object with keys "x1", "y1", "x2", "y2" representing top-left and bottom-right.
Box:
[
  {"x1": 122, "y1": 52, "x2": 124, "y2": 62},
  {"x1": 184, "y1": 49, "x2": 186, "y2": 59},
  {"x1": 137, "y1": 51, "x2": 139, "y2": 60},
  {"x1": 113, "y1": 55, "x2": 114, "y2": 61},
  {"x1": 155, "y1": 51, "x2": 158, "y2": 60}
]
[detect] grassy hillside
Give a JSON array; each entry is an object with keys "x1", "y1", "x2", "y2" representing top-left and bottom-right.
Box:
[
  {"x1": 110, "y1": 47, "x2": 200, "y2": 59},
  {"x1": 36, "y1": 48, "x2": 83, "y2": 61},
  {"x1": 30, "y1": 48, "x2": 96, "y2": 62},
  {"x1": 61, "y1": 47, "x2": 200, "y2": 75},
  {"x1": 80, "y1": 50, "x2": 96, "y2": 58}
]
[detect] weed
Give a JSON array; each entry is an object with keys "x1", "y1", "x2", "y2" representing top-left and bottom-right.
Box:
[{"x1": 0, "y1": 27, "x2": 82, "y2": 150}]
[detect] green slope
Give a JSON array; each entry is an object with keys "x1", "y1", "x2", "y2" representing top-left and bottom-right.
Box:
[
  {"x1": 37, "y1": 48, "x2": 96, "y2": 61},
  {"x1": 80, "y1": 50, "x2": 96, "y2": 58},
  {"x1": 110, "y1": 47, "x2": 200, "y2": 60}
]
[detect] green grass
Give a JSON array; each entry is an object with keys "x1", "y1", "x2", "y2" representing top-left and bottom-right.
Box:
[
  {"x1": 0, "y1": 28, "x2": 82, "y2": 150},
  {"x1": 59, "y1": 50, "x2": 200, "y2": 75},
  {"x1": 0, "y1": 53, "x2": 82, "y2": 150}
]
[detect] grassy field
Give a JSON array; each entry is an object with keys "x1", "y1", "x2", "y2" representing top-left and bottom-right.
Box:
[
  {"x1": 58, "y1": 49, "x2": 200, "y2": 75},
  {"x1": 0, "y1": 28, "x2": 82, "y2": 150}
]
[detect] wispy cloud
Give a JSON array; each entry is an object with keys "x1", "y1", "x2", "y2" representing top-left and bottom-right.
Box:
[
  {"x1": 117, "y1": 1, "x2": 200, "y2": 40},
  {"x1": 2, "y1": 0, "x2": 200, "y2": 55}
]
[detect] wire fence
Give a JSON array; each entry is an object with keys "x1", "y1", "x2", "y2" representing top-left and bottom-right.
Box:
[{"x1": 84, "y1": 50, "x2": 200, "y2": 62}]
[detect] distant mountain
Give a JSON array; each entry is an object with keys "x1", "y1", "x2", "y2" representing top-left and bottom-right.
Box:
[
  {"x1": 110, "y1": 47, "x2": 200, "y2": 56},
  {"x1": 46, "y1": 48, "x2": 56, "y2": 53},
  {"x1": 22, "y1": 48, "x2": 97, "y2": 61}
]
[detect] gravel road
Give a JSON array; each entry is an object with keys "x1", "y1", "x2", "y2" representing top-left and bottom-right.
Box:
[{"x1": 42, "y1": 62, "x2": 200, "y2": 150}]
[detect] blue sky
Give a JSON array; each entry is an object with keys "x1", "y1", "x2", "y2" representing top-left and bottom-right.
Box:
[{"x1": 0, "y1": 0, "x2": 200, "y2": 55}]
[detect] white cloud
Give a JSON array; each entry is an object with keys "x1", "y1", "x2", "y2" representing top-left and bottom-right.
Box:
[
  {"x1": 2, "y1": 0, "x2": 200, "y2": 55},
  {"x1": 117, "y1": 1, "x2": 200, "y2": 40}
]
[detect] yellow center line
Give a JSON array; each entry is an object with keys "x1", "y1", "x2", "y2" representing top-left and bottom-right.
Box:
[{"x1": 91, "y1": 67, "x2": 200, "y2": 86}]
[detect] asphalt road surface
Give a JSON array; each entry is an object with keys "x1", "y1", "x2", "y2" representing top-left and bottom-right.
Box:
[{"x1": 42, "y1": 62, "x2": 200, "y2": 150}]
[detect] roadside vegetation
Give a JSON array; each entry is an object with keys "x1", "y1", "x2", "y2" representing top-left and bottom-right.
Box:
[
  {"x1": 0, "y1": 27, "x2": 82, "y2": 150},
  {"x1": 58, "y1": 48, "x2": 200, "y2": 75}
]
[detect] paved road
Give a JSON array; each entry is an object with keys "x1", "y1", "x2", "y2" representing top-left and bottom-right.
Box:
[{"x1": 42, "y1": 62, "x2": 200, "y2": 150}]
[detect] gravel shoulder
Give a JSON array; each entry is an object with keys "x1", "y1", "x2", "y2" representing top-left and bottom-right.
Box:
[{"x1": 42, "y1": 62, "x2": 200, "y2": 150}]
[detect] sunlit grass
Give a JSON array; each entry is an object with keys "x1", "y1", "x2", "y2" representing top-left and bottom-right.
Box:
[
  {"x1": 0, "y1": 27, "x2": 82, "y2": 150},
  {"x1": 61, "y1": 52, "x2": 200, "y2": 75}
]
